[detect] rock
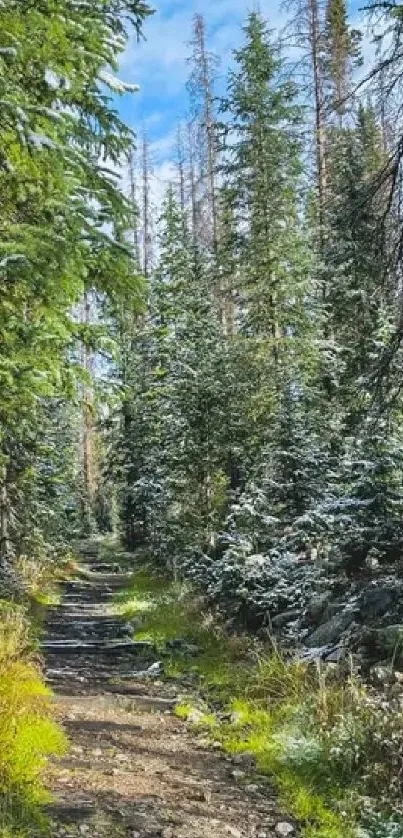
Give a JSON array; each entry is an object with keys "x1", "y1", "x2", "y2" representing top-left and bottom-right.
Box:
[
  {"x1": 275, "y1": 823, "x2": 295, "y2": 837},
  {"x1": 131, "y1": 661, "x2": 164, "y2": 678},
  {"x1": 42, "y1": 639, "x2": 155, "y2": 655},
  {"x1": 188, "y1": 709, "x2": 205, "y2": 725},
  {"x1": 306, "y1": 594, "x2": 331, "y2": 626},
  {"x1": 271, "y1": 610, "x2": 300, "y2": 629},
  {"x1": 305, "y1": 611, "x2": 355, "y2": 648},
  {"x1": 369, "y1": 665, "x2": 394, "y2": 686},
  {"x1": 299, "y1": 646, "x2": 330, "y2": 662},
  {"x1": 362, "y1": 625, "x2": 403, "y2": 664},
  {"x1": 232, "y1": 751, "x2": 255, "y2": 768},
  {"x1": 323, "y1": 646, "x2": 345, "y2": 663},
  {"x1": 232, "y1": 769, "x2": 246, "y2": 781},
  {"x1": 166, "y1": 639, "x2": 200, "y2": 656},
  {"x1": 358, "y1": 586, "x2": 395, "y2": 620},
  {"x1": 227, "y1": 828, "x2": 242, "y2": 838},
  {"x1": 321, "y1": 601, "x2": 348, "y2": 623},
  {"x1": 245, "y1": 783, "x2": 259, "y2": 793}
]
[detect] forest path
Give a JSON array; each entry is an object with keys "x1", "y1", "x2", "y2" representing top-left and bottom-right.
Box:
[{"x1": 43, "y1": 542, "x2": 288, "y2": 838}]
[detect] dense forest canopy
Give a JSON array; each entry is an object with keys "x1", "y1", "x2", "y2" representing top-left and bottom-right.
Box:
[
  {"x1": 5, "y1": 2, "x2": 403, "y2": 838},
  {"x1": 2, "y1": 0, "x2": 403, "y2": 621}
]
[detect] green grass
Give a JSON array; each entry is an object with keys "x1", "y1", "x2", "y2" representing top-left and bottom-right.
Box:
[
  {"x1": 117, "y1": 563, "x2": 249, "y2": 696},
  {"x1": 115, "y1": 557, "x2": 403, "y2": 838},
  {"x1": 0, "y1": 601, "x2": 67, "y2": 837}
]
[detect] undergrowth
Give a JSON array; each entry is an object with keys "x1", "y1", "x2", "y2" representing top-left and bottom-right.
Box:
[
  {"x1": 118, "y1": 558, "x2": 403, "y2": 838},
  {"x1": 0, "y1": 601, "x2": 67, "y2": 837}
]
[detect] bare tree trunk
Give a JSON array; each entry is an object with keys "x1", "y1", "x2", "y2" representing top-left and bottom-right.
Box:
[
  {"x1": 194, "y1": 14, "x2": 219, "y2": 258},
  {"x1": 309, "y1": 0, "x2": 327, "y2": 255},
  {"x1": 129, "y1": 147, "x2": 141, "y2": 268},
  {"x1": 0, "y1": 468, "x2": 11, "y2": 562},
  {"x1": 188, "y1": 122, "x2": 199, "y2": 248},
  {"x1": 176, "y1": 125, "x2": 186, "y2": 216},
  {"x1": 81, "y1": 292, "x2": 96, "y2": 530},
  {"x1": 141, "y1": 133, "x2": 153, "y2": 278}
]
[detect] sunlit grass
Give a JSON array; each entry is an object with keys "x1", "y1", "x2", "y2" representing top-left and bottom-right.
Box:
[
  {"x1": 0, "y1": 601, "x2": 67, "y2": 837},
  {"x1": 116, "y1": 557, "x2": 403, "y2": 838}
]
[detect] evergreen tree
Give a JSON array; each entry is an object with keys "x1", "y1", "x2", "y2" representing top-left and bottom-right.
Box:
[
  {"x1": 324, "y1": 0, "x2": 361, "y2": 123},
  {"x1": 0, "y1": 0, "x2": 150, "y2": 584},
  {"x1": 223, "y1": 13, "x2": 310, "y2": 349},
  {"x1": 324, "y1": 106, "x2": 390, "y2": 422}
]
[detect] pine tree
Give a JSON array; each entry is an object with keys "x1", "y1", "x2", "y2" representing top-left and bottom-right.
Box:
[
  {"x1": 223, "y1": 12, "x2": 312, "y2": 383},
  {"x1": 324, "y1": 105, "x2": 390, "y2": 422},
  {"x1": 187, "y1": 15, "x2": 219, "y2": 258},
  {"x1": 324, "y1": 0, "x2": 361, "y2": 123},
  {"x1": 0, "y1": 0, "x2": 150, "y2": 583},
  {"x1": 286, "y1": 0, "x2": 328, "y2": 250}
]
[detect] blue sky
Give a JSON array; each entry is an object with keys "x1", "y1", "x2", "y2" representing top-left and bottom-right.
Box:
[{"x1": 116, "y1": 0, "x2": 365, "y2": 200}]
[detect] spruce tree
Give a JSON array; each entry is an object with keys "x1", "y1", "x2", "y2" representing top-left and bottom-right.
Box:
[{"x1": 324, "y1": 0, "x2": 361, "y2": 123}]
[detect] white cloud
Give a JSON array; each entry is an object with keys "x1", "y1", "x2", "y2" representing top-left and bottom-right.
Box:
[{"x1": 117, "y1": 0, "x2": 375, "y2": 216}]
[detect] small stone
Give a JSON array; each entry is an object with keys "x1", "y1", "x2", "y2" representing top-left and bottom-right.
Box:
[
  {"x1": 232, "y1": 769, "x2": 246, "y2": 781},
  {"x1": 275, "y1": 822, "x2": 295, "y2": 837},
  {"x1": 245, "y1": 783, "x2": 259, "y2": 793},
  {"x1": 370, "y1": 665, "x2": 394, "y2": 686},
  {"x1": 162, "y1": 829, "x2": 174, "y2": 838},
  {"x1": 212, "y1": 740, "x2": 222, "y2": 749},
  {"x1": 188, "y1": 709, "x2": 204, "y2": 725},
  {"x1": 232, "y1": 751, "x2": 255, "y2": 768},
  {"x1": 227, "y1": 828, "x2": 242, "y2": 838}
]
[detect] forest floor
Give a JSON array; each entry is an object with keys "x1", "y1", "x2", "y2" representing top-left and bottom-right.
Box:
[{"x1": 42, "y1": 542, "x2": 291, "y2": 838}]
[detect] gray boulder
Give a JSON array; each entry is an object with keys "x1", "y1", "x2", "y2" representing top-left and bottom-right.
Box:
[
  {"x1": 306, "y1": 594, "x2": 331, "y2": 626},
  {"x1": 305, "y1": 611, "x2": 355, "y2": 648},
  {"x1": 271, "y1": 609, "x2": 300, "y2": 628},
  {"x1": 361, "y1": 625, "x2": 403, "y2": 665},
  {"x1": 358, "y1": 586, "x2": 395, "y2": 621}
]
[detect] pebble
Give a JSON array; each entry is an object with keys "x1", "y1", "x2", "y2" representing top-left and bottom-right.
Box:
[
  {"x1": 275, "y1": 822, "x2": 295, "y2": 837},
  {"x1": 232, "y1": 769, "x2": 246, "y2": 781},
  {"x1": 232, "y1": 751, "x2": 255, "y2": 767},
  {"x1": 188, "y1": 709, "x2": 205, "y2": 724},
  {"x1": 245, "y1": 783, "x2": 259, "y2": 793}
]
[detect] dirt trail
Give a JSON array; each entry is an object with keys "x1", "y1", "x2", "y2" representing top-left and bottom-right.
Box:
[{"x1": 43, "y1": 543, "x2": 292, "y2": 838}]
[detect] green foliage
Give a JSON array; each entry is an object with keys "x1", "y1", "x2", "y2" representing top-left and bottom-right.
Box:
[
  {"x1": 118, "y1": 564, "x2": 248, "y2": 692},
  {"x1": 119, "y1": 564, "x2": 403, "y2": 838},
  {"x1": 0, "y1": 0, "x2": 150, "y2": 579},
  {"x1": 0, "y1": 601, "x2": 66, "y2": 836}
]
